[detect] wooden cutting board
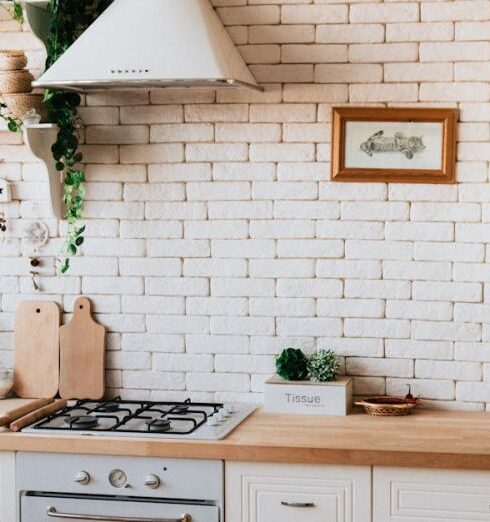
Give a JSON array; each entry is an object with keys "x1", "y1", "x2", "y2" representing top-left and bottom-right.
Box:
[
  {"x1": 59, "y1": 296, "x2": 106, "y2": 400},
  {"x1": 0, "y1": 398, "x2": 53, "y2": 426},
  {"x1": 14, "y1": 301, "x2": 60, "y2": 399}
]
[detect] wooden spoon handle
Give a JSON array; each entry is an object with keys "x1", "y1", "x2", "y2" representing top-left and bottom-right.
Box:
[
  {"x1": 0, "y1": 398, "x2": 53, "y2": 426},
  {"x1": 10, "y1": 399, "x2": 67, "y2": 432}
]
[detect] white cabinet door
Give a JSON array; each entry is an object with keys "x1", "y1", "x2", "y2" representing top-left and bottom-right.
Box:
[
  {"x1": 0, "y1": 452, "x2": 16, "y2": 522},
  {"x1": 226, "y1": 462, "x2": 371, "y2": 522},
  {"x1": 374, "y1": 466, "x2": 490, "y2": 521}
]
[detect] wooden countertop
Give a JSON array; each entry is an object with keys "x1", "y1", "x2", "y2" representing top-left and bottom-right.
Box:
[{"x1": 1, "y1": 408, "x2": 490, "y2": 470}]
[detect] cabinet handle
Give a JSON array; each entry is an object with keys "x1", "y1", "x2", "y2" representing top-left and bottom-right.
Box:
[
  {"x1": 280, "y1": 501, "x2": 315, "y2": 508},
  {"x1": 46, "y1": 507, "x2": 191, "y2": 522}
]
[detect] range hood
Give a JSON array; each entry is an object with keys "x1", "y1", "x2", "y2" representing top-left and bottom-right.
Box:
[{"x1": 32, "y1": 0, "x2": 261, "y2": 92}]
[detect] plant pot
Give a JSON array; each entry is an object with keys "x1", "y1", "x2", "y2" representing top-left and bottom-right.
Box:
[
  {"x1": 0, "y1": 50, "x2": 27, "y2": 71},
  {"x1": 0, "y1": 69, "x2": 33, "y2": 94},
  {"x1": 264, "y1": 375, "x2": 353, "y2": 416},
  {"x1": 3, "y1": 93, "x2": 48, "y2": 122}
]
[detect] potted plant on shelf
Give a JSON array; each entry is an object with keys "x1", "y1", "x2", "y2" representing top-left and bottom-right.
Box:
[{"x1": 264, "y1": 348, "x2": 352, "y2": 416}]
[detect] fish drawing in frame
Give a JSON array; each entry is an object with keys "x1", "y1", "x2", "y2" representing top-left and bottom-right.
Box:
[{"x1": 360, "y1": 130, "x2": 426, "y2": 160}]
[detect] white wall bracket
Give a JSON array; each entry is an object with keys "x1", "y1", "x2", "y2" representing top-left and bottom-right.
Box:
[{"x1": 23, "y1": 124, "x2": 64, "y2": 219}]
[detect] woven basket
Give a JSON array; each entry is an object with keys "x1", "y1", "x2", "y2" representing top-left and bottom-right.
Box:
[
  {"x1": 0, "y1": 50, "x2": 27, "y2": 71},
  {"x1": 2, "y1": 93, "x2": 47, "y2": 122},
  {"x1": 0, "y1": 69, "x2": 33, "y2": 94},
  {"x1": 355, "y1": 397, "x2": 417, "y2": 417}
]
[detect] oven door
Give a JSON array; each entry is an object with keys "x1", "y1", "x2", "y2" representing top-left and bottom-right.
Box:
[{"x1": 21, "y1": 495, "x2": 220, "y2": 522}]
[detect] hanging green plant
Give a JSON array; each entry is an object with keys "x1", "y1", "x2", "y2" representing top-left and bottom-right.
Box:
[{"x1": 4, "y1": 0, "x2": 112, "y2": 273}]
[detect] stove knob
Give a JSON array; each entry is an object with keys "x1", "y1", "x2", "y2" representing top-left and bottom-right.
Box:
[
  {"x1": 144, "y1": 474, "x2": 161, "y2": 489},
  {"x1": 74, "y1": 471, "x2": 91, "y2": 486},
  {"x1": 207, "y1": 415, "x2": 219, "y2": 426}
]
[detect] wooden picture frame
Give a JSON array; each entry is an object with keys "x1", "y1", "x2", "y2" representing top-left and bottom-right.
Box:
[{"x1": 331, "y1": 107, "x2": 458, "y2": 184}]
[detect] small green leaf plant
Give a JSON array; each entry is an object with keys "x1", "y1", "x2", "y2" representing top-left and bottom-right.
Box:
[
  {"x1": 308, "y1": 349, "x2": 340, "y2": 383},
  {"x1": 275, "y1": 348, "x2": 309, "y2": 381},
  {"x1": 0, "y1": 101, "x2": 22, "y2": 133}
]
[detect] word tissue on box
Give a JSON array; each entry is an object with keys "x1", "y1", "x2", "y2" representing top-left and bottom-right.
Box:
[{"x1": 264, "y1": 375, "x2": 352, "y2": 416}]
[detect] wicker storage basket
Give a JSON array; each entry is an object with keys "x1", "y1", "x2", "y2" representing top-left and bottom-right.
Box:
[
  {"x1": 355, "y1": 397, "x2": 417, "y2": 417},
  {"x1": 2, "y1": 93, "x2": 47, "y2": 122},
  {"x1": 0, "y1": 69, "x2": 33, "y2": 94},
  {"x1": 0, "y1": 50, "x2": 27, "y2": 71}
]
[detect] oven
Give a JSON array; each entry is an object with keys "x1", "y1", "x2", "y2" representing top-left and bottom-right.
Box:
[{"x1": 17, "y1": 453, "x2": 223, "y2": 522}]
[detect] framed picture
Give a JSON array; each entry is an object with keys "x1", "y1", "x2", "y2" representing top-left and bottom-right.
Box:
[{"x1": 331, "y1": 107, "x2": 458, "y2": 184}]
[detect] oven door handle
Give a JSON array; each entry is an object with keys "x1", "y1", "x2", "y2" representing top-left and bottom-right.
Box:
[{"x1": 46, "y1": 506, "x2": 192, "y2": 522}]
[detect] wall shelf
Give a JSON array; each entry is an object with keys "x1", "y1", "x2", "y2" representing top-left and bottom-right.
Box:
[{"x1": 23, "y1": 123, "x2": 64, "y2": 219}]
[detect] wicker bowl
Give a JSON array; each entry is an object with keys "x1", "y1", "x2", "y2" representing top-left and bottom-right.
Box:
[
  {"x1": 2, "y1": 93, "x2": 48, "y2": 122},
  {"x1": 355, "y1": 397, "x2": 418, "y2": 417},
  {"x1": 0, "y1": 50, "x2": 27, "y2": 71},
  {"x1": 0, "y1": 69, "x2": 34, "y2": 94}
]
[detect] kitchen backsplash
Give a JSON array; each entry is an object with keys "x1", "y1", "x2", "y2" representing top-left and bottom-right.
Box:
[{"x1": 1, "y1": 0, "x2": 490, "y2": 410}]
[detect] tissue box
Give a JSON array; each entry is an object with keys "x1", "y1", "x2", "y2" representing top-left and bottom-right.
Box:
[{"x1": 264, "y1": 375, "x2": 352, "y2": 416}]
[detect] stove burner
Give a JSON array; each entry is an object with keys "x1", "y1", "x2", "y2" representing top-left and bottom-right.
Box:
[
  {"x1": 146, "y1": 418, "x2": 172, "y2": 433},
  {"x1": 97, "y1": 402, "x2": 120, "y2": 413},
  {"x1": 65, "y1": 415, "x2": 99, "y2": 429},
  {"x1": 172, "y1": 404, "x2": 189, "y2": 414}
]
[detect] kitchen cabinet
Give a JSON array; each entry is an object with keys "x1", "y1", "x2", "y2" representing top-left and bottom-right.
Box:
[
  {"x1": 225, "y1": 462, "x2": 371, "y2": 522},
  {"x1": 0, "y1": 451, "x2": 16, "y2": 522},
  {"x1": 374, "y1": 466, "x2": 490, "y2": 521}
]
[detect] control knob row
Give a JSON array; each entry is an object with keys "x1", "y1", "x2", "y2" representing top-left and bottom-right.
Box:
[{"x1": 74, "y1": 471, "x2": 161, "y2": 489}]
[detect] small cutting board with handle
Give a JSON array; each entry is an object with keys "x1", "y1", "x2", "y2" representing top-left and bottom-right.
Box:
[
  {"x1": 59, "y1": 296, "x2": 106, "y2": 400},
  {"x1": 14, "y1": 301, "x2": 60, "y2": 399}
]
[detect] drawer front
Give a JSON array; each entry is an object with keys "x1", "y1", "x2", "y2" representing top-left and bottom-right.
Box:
[
  {"x1": 374, "y1": 467, "x2": 490, "y2": 521},
  {"x1": 226, "y1": 462, "x2": 371, "y2": 522}
]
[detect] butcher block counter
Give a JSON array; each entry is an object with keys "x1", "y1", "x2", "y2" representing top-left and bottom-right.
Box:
[{"x1": 0, "y1": 408, "x2": 489, "y2": 470}]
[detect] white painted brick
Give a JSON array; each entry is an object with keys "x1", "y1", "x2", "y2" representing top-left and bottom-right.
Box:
[
  {"x1": 185, "y1": 220, "x2": 249, "y2": 239},
  {"x1": 150, "y1": 123, "x2": 214, "y2": 143},
  {"x1": 215, "y1": 354, "x2": 275, "y2": 373},
  {"x1": 184, "y1": 104, "x2": 248, "y2": 123},
  {"x1": 211, "y1": 316, "x2": 275, "y2": 335},
  {"x1": 277, "y1": 239, "x2": 343, "y2": 258},
  {"x1": 146, "y1": 202, "x2": 207, "y2": 220},
  {"x1": 322, "y1": 338, "x2": 384, "y2": 358},
  {"x1": 120, "y1": 105, "x2": 183, "y2": 124},
  {"x1": 147, "y1": 240, "x2": 210, "y2": 258},
  {"x1": 422, "y1": 1, "x2": 490, "y2": 22},
  {"x1": 347, "y1": 358, "x2": 414, "y2": 378},
  {"x1": 186, "y1": 143, "x2": 248, "y2": 162},
  {"x1": 277, "y1": 278, "x2": 343, "y2": 298},
  {"x1": 250, "y1": 297, "x2": 314, "y2": 317},
  {"x1": 276, "y1": 317, "x2": 342, "y2": 337},
  {"x1": 282, "y1": 4, "x2": 347, "y2": 24},
  {"x1": 412, "y1": 321, "x2": 481, "y2": 342},
  {"x1": 345, "y1": 280, "x2": 411, "y2": 300},
  {"x1": 186, "y1": 297, "x2": 248, "y2": 316},
  {"x1": 320, "y1": 182, "x2": 387, "y2": 201},
  {"x1": 315, "y1": 64, "x2": 382, "y2": 83},
  {"x1": 148, "y1": 163, "x2": 211, "y2": 182},
  {"x1": 215, "y1": 123, "x2": 281, "y2": 143},
  {"x1": 283, "y1": 124, "x2": 330, "y2": 143},
  {"x1": 350, "y1": 43, "x2": 418, "y2": 63},
  {"x1": 120, "y1": 220, "x2": 182, "y2": 239},
  {"x1": 318, "y1": 220, "x2": 384, "y2": 240},
  {"x1": 454, "y1": 262, "x2": 490, "y2": 282},
  {"x1": 421, "y1": 82, "x2": 490, "y2": 102},
  {"x1": 411, "y1": 203, "x2": 480, "y2": 222},
  {"x1": 413, "y1": 281, "x2": 482, "y2": 303},
  {"x1": 153, "y1": 354, "x2": 214, "y2": 372},
  {"x1": 249, "y1": 24, "x2": 315, "y2": 44},
  {"x1": 385, "y1": 222, "x2": 454, "y2": 242},
  {"x1": 274, "y1": 201, "x2": 339, "y2": 219},
  {"x1": 123, "y1": 371, "x2": 185, "y2": 391},
  {"x1": 414, "y1": 242, "x2": 484, "y2": 263},
  {"x1": 251, "y1": 219, "x2": 315, "y2": 238},
  {"x1": 416, "y1": 360, "x2": 482, "y2": 381},
  {"x1": 183, "y1": 259, "x2": 247, "y2": 277},
  {"x1": 282, "y1": 45, "x2": 347, "y2": 64},
  {"x1": 82, "y1": 277, "x2": 143, "y2": 295},
  {"x1": 316, "y1": 23, "x2": 384, "y2": 44},
  {"x1": 317, "y1": 299, "x2": 384, "y2": 319},
  {"x1": 187, "y1": 182, "x2": 250, "y2": 200},
  {"x1": 455, "y1": 342, "x2": 490, "y2": 362},
  {"x1": 252, "y1": 181, "x2": 317, "y2": 200},
  {"x1": 456, "y1": 382, "x2": 490, "y2": 402},
  {"x1": 350, "y1": 83, "x2": 419, "y2": 103},
  {"x1": 250, "y1": 259, "x2": 315, "y2": 277},
  {"x1": 211, "y1": 277, "x2": 275, "y2": 297},
  {"x1": 250, "y1": 143, "x2": 315, "y2": 162},
  {"x1": 119, "y1": 259, "x2": 181, "y2": 277},
  {"x1": 345, "y1": 318, "x2": 410, "y2": 339},
  {"x1": 213, "y1": 162, "x2": 276, "y2": 181},
  {"x1": 186, "y1": 335, "x2": 249, "y2": 354},
  {"x1": 456, "y1": 21, "x2": 490, "y2": 41},
  {"x1": 386, "y1": 22, "x2": 453, "y2": 42},
  {"x1": 146, "y1": 277, "x2": 209, "y2": 296},
  {"x1": 341, "y1": 202, "x2": 409, "y2": 221},
  {"x1": 346, "y1": 240, "x2": 412, "y2": 261},
  {"x1": 383, "y1": 261, "x2": 452, "y2": 281},
  {"x1": 386, "y1": 340, "x2": 453, "y2": 361},
  {"x1": 211, "y1": 239, "x2": 275, "y2": 258},
  {"x1": 283, "y1": 84, "x2": 348, "y2": 103},
  {"x1": 209, "y1": 201, "x2": 272, "y2": 219},
  {"x1": 317, "y1": 259, "x2": 381, "y2": 279},
  {"x1": 386, "y1": 300, "x2": 453, "y2": 321},
  {"x1": 385, "y1": 63, "x2": 453, "y2": 83},
  {"x1": 186, "y1": 373, "x2": 250, "y2": 392},
  {"x1": 147, "y1": 315, "x2": 209, "y2": 335}
]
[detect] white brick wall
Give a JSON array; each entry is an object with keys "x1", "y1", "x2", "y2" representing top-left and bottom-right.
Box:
[{"x1": 2, "y1": 1, "x2": 490, "y2": 409}]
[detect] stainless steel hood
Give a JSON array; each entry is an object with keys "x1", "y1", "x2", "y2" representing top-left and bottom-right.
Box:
[{"x1": 32, "y1": 0, "x2": 261, "y2": 92}]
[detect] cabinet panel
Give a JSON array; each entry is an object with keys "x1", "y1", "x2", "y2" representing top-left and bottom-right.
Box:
[
  {"x1": 0, "y1": 451, "x2": 16, "y2": 522},
  {"x1": 374, "y1": 467, "x2": 490, "y2": 521},
  {"x1": 226, "y1": 462, "x2": 371, "y2": 522}
]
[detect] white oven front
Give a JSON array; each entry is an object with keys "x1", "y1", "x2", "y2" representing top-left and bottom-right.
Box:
[{"x1": 21, "y1": 495, "x2": 220, "y2": 522}]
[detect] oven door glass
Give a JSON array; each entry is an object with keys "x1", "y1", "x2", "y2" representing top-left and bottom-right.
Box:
[{"x1": 21, "y1": 495, "x2": 220, "y2": 522}]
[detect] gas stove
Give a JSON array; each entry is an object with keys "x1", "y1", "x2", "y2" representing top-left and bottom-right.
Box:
[{"x1": 21, "y1": 398, "x2": 256, "y2": 440}]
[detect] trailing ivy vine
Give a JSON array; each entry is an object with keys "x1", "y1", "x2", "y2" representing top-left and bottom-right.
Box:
[{"x1": 4, "y1": 0, "x2": 112, "y2": 273}]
